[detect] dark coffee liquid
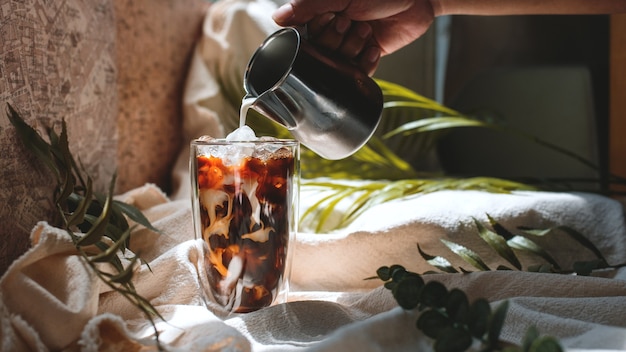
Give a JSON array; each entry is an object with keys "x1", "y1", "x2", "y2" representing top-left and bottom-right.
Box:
[{"x1": 197, "y1": 150, "x2": 295, "y2": 313}]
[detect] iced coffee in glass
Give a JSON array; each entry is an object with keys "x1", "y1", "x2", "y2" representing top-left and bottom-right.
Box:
[{"x1": 191, "y1": 128, "x2": 299, "y2": 313}]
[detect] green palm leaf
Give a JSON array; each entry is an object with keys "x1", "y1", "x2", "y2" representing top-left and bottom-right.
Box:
[
  {"x1": 383, "y1": 117, "x2": 489, "y2": 139},
  {"x1": 376, "y1": 79, "x2": 461, "y2": 116},
  {"x1": 301, "y1": 178, "x2": 534, "y2": 231}
]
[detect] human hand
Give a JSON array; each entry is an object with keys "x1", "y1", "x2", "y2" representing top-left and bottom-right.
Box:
[{"x1": 272, "y1": 0, "x2": 436, "y2": 76}]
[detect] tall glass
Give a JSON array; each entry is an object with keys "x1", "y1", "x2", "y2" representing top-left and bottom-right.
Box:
[{"x1": 190, "y1": 137, "x2": 299, "y2": 313}]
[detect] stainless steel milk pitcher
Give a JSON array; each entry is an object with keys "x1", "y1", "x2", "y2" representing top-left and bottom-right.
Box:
[{"x1": 243, "y1": 27, "x2": 383, "y2": 160}]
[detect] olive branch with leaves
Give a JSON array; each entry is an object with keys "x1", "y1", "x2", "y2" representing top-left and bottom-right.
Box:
[
  {"x1": 418, "y1": 214, "x2": 617, "y2": 275},
  {"x1": 6, "y1": 104, "x2": 164, "y2": 348}
]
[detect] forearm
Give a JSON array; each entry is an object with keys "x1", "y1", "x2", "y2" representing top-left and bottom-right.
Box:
[{"x1": 431, "y1": 0, "x2": 626, "y2": 16}]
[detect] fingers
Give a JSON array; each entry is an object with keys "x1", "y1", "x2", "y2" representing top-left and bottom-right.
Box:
[
  {"x1": 272, "y1": 3, "x2": 298, "y2": 25},
  {"x1": 338, "y1": 21, "x2": 372, "y2": 58},
  {"x1": 272, "y1": 0, "x2": 428, "y2": 76},
  {"x1": 308, "y1": 13, "x2": 350, "y2": 51},
  {"x1": 335, "y1": 21, "x2": 381, "y2": 76},
  {"x1": 356, "y1": 45, "x2": 381, "y2": 76},
  {"x1": 272, "y1": 0, "x2": 351, "y2": 25},
  {"x1": 272, "y1": 0, "x2": 416, "y2": 25},
  {"x1": 307, "y1": 14, "x2": 358, "y2": 52},
  {"x1": 306, "y1": 12, "x2": 336, "y2": 35},
  {"x1": 306, "y1": 13, "x2": 381, "y2": 76}
]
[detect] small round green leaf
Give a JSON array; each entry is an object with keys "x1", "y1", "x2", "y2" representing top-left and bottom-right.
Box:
[
  {"x1": 468, "y1": 298, "x2": 491, "y2": 338},
  {"x1": 488, "y1": 301, "x2": 509, "y2": 346},
  {"x1": 393, "y1": 276, "x2": 422, "y2": 309},
  {"x1": 522, "y1": 326, "x2": 540, "y2": 351},
  {"x1": 433, "y1": 326, "x2": 473, "y2": 352},
  {"x1": 420, "y1": 281, "x2": 448, "y2": 308},
  {"x1": 573, "y1": 259, "x2": 607, "y2": 276},
  {"x1": 446, "y1": 289, "x2": 470, "y2": 324},
  {"x1": 377, "y1": 266, "x2": 391, "y2": 281},
  {"x1": 529, "y1": 336, "x2": 564, "y2": 352},
  {"x1": 417, "y1": 309, "x2": 449, "y2": 339},
  {"x1": 384, "y1": 281, "x2": 397, "y2": 290},
  {"x1": 390, "y1": 265, "x2": 407, "y2": 282}
]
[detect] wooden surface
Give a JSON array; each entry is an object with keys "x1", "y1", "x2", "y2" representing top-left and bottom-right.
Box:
[{"x1": 610, "y1": 14, "x2": 626, "y2": 193}]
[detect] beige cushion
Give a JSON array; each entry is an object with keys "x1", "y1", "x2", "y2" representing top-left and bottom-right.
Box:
[
  {"x1": 114, "y1": 0, "x2": 208, "y2": 194},
  {"x1": 0, "y1": 1, "x2": 119, "y2": 273},
  {"x1": 0, "y1": 0, "x2": 208, "y2": 273}
]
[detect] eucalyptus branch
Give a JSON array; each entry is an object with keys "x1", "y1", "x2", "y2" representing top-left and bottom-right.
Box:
[
  {"x1": 375, "y1": 265, "x2": 563, "y2": 352},
  {"x1": 6, "y1": 104, "x2": 164, "y2": 349}
]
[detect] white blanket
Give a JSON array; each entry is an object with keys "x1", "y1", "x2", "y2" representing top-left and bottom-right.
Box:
[
  {"x1": 2, "y1": 183, "x2": 626, "y2": 351},
  {"x1": 3, "y1": 0, "x2": 626, "y2": 351}
]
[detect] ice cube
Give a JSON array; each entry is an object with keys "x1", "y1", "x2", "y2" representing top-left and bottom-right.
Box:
[
  {"x1": 197, "y1": 135, "x2": 216, "y2": 142},
  {"x1": 254, "y1": 136, "x2": 282, "y2": 157},
  {"x1": 212, "y1": 126, "x2": 256, "y2": 165},
  {"x1": 226, "y1": 125, "x2": 258, "y2": 141}
]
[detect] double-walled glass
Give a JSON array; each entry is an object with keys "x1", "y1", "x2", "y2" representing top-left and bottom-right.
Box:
[{"x1": 191, "y1": 138, "x2": 299, "y2": 313}]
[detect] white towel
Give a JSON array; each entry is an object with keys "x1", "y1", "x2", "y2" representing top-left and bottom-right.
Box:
[{"x1": 2, "y1": 182, "x2": 626, "y2": 351}]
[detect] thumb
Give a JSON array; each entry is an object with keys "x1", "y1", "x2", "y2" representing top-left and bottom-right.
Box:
[
  {"x1": 272, "y1": 0, "x2": 349, "y2": 25},
  {"x1": 272, "y1": 3, "x2": 298, "y2": 25}
]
